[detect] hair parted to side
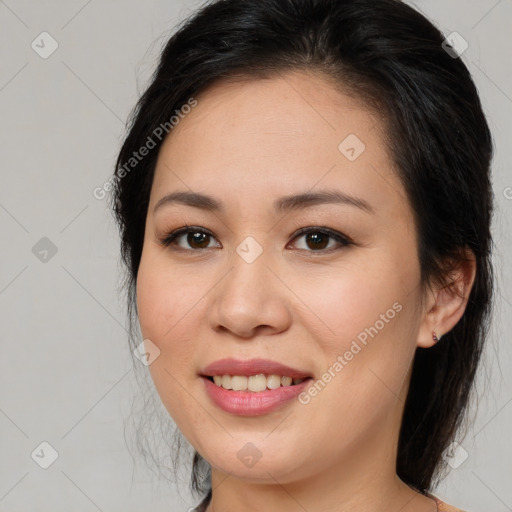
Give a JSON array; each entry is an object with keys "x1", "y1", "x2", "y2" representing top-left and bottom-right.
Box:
[{"x1": 109, "y1": 0, "x2": 494, "y2": 509}]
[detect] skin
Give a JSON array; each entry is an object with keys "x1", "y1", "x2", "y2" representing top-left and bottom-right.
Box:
[{"x1": 136, "y1": 70, "x2": 476, "y2": 512}]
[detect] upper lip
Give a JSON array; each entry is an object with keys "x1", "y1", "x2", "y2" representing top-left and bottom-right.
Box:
[{"x1": 200, "y1": 358, "x2": 312, "y2": 379}]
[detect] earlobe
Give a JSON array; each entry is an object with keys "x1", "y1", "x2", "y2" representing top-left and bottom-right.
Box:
[
  {"x1": 417, "y1": 247, "x2": 476, "y2": 349},
  {"x1": 432, "y1": 330, "x2": 442, "y2": 344}
]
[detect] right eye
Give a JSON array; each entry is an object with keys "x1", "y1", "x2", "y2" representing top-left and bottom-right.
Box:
[{"x1": 159, "y1": 226, "x2": 221, "y2": 252}]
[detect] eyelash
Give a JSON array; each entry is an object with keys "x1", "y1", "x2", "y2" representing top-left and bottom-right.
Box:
[{"x1": 158, "y1": 225, "x2": 353, "y2": 255}]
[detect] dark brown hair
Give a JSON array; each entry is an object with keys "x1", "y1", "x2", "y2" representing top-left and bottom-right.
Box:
[{"x1": 110, "y1": 0, "x2": 495, "y2": 509}]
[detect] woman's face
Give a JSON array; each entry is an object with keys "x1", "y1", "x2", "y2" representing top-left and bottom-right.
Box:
[{"x1": 136, "y1": 70, "x2": 431, "y2": 485}]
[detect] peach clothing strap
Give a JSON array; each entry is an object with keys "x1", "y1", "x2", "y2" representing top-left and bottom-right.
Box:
[{"x1": 429, "y1": 494, "x2": 466, "y2": 512}]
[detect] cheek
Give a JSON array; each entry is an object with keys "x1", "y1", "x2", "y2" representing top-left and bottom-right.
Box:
[
  {"x1": 135, "y1": 255, "x2": 203, "y2": 423},
  {"x1": 296, "y1": 249, "x2": 420, "y2": 398},
  {"x1": 135, "y1": 254, "x2": 201, "y2": 389},
  {"x1": 136, "y1": 252, "x2": 193, "y2": 342},
  {"x1": 294, "y1": 255, "x2": 412, "y2": 343},
  {"x1": 136, "y1": 261, "x2": 166, "y2": 342},
  {"x1": 290, "y1": 276, "x2": 417, "y2": 460}
]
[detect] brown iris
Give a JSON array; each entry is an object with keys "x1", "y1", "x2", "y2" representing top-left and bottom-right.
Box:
[
  {"x1": 188, "y1": 231, "x2": 210, "y2": 248},
  {"x1": 305, "y1": 232, "x2": 329, "y2": 250}
]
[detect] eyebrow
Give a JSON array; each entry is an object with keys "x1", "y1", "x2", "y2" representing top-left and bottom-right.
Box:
[{"x1": 153, "y1": 189, "x2": 375, "y2": 215}]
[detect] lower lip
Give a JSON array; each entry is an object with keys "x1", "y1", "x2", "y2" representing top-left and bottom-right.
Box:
[{"x1": 201, "y1": 376, "x2": 312, "y2": 416}]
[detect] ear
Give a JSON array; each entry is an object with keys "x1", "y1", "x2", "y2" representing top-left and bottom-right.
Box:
[{"x1": 417, "y1": 247, "x2": 477, "y2": 348}]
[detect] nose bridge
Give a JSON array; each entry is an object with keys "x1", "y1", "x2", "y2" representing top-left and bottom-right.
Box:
[
  {"x1": 225, "y1": 235, "x2": 273, "y2": 303},
  {"x1": 208, "y1": 235, "x2": 291, "y2": 337}
]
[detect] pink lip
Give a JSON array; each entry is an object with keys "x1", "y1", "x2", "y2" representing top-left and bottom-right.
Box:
[
  {"x1": 200, "y1": 358, "x2": 312, "y2": 379},
  {"x1": 201, "y1": 376, "x2": 312, "y2": 416},
  {"x1": 199, "y1": 358, "x2": 313, "y2": 416}
]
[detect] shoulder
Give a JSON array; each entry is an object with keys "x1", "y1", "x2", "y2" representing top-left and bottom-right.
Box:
[{"x1": 428, "y1": 493, "x2": 466, "y2": 512}]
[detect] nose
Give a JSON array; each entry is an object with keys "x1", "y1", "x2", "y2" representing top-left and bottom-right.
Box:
[{"x1": 207, "y1": 249, "x2": 292, "y2": 339}]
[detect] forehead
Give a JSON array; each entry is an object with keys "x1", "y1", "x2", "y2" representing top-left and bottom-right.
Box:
[{"x1": 151, "y1": 70, "x2": 406, "y2": 220}]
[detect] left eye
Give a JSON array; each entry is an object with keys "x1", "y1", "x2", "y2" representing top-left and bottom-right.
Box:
[{"x1": 289, "y1": 227, "x2": 351, "y2": 251}]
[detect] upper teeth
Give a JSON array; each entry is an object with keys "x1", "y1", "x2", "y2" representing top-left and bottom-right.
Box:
[{"x1": 212, "y1": 374, "x2": 305, "y2": 392}]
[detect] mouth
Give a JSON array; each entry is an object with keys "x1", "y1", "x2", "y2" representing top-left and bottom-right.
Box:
[
  {"x1": 203, "y1": 374, "x2": 313, "y2": 392},
  {"x1": 199, "y1": 358, "x2": 314, "y2": 413},
  {"x1": 201, "y1": 372, "x2": 314, "y2": 416}
]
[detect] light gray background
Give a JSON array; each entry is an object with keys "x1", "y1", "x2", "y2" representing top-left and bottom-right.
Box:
[{"x1": 0, "y1": 1, "x2": 511, "y2": 511}]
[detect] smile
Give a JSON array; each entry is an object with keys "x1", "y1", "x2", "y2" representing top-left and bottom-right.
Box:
[
  {"x1": 208, "y1": 374, "x2": 306, "y2": 392},
  {"x1": 201, "y1": 375, "x2": 313, "y2": 416}
]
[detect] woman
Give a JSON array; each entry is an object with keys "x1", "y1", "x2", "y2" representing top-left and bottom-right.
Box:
[{"x1": 110, "y1": 0, "x2": 495, "y2": 510}]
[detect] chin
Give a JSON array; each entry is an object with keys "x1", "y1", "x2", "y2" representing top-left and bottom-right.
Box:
[{"x1": 196, "y1": 435, "x2": 313, "y2": 483}]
